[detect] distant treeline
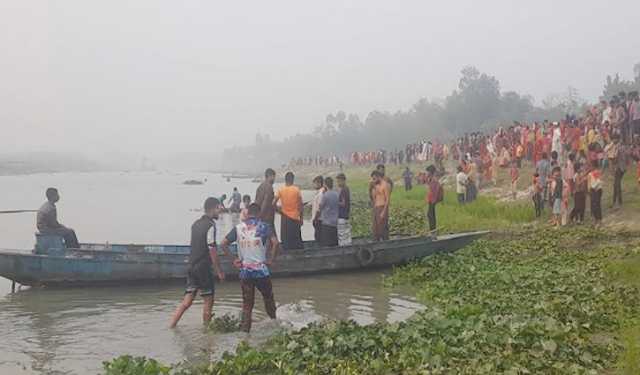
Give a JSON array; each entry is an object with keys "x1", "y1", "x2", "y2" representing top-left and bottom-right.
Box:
[
  {"x1": 0, "y1": 153, "x2": 102, "y2": 175},
  {"x1": 223, "y1": 63, "x2": 640, "y2": 173}
]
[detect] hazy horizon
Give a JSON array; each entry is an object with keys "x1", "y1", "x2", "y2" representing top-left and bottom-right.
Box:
[{"x1": 2, "y1": 1, "x2": 639, "y2": 155}]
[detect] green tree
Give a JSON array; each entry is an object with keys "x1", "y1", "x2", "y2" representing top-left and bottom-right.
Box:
[
  {"x1": 443, "y1": 66, "x2": 501, "y2": 134},
  {"x1": 601, "y1": 62, "x2": 640, "y2": 100}
]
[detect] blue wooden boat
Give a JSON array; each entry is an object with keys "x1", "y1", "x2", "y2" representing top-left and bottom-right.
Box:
[{"x1": 0, "y1": 231, "x2": 488, "y2": 287}]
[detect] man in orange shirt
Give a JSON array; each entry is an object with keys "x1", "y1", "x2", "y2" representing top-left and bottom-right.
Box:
[
  {"x1": 370, "y1": 170, "x2": 390, "y2": 241},
  {"x1": 273, "y1": 172, "x2": 303, "y2": 250}
]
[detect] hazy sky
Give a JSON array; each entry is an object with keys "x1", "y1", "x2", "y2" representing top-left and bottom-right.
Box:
[{"x1": 2, "y1": 1, "x2": 639, "y2": 154}]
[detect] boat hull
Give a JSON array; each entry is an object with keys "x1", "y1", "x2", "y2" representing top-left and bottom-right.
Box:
[{"x1": 0, "y1": 232, "x2": 487, "y2": 287}]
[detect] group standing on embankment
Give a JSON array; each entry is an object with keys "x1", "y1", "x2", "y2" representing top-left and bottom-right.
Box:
[{"x1": 290, "y1": 90, "x2": 640, "y2": 229}]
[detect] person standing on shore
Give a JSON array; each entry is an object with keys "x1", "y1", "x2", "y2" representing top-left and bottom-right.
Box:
[
  {"x1": 570, "y1": 163, "x2": 587, "y2": 224},
  {"x1": 550, "y1": 166, "x2": 563, "y2": 226},
  {"x1": 403, "y1": 167, "x2": 414, "y2": 191},
  {"x1": 311, "y1": 176, "x2": 325, "y2": 243},
  {"x1": 169, "y1": 197, "x2": 225, "y2": 328},
  {"x1": 588, "y1": 161, "x2": 604, "y2": 227},
  {"x1": 370, "y1": 170, "x2": 390, "y2": 241},
  {"x1": 532, "y1": 172, "x2": 543, "y2": 218},
  {"x1": 319, "y1": 177, "x2": 339, "y2": 247},
  {"x1": 611, "y1": 136, "x2": 627, "y2": 208},
  {"x1": 255, "y1": 168, "x2": 276, "y2": 231},
  {"x1": 336, "y1": 173, "x2": 352, "y2": 246},
  {"x1": 631, "y1": 92, "x2": 640, "y2": 138},
  {"x1": 221, "y1": 203, "x2": 278, "y2": 332},
  {"x1": 273, "y1": 172, "x2": 303, "y2": 250},
  {"x1": 455, "y1": 166, "x2": 467, "y2": 204},
  {"x1": 370, "y1": 164, "x2": 393, "y2": 200},
  {"x1": 370, "y1": 164, "x2": 393, "y2": 237},
  {"x1": 536, "y1": 152, "x2": 551, "y2": 208},
  {"x1": 425, "y1": 165, "x2": 442, "y2": 234},
  {"x1": 467, "y1": 156, "x2": 479, "y2": 202},
  {"x1": 510, "y1": 161, "x2": 519, "y2": 200}
]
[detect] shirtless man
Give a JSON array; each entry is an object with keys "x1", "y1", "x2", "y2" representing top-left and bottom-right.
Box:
[{"x1": 370, "y1": 170, "x2": 390, "y2": 241}]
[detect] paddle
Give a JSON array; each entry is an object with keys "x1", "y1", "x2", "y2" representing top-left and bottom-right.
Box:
[{"x1": 0, "y1": 209, "x2": 38, "y2": 214}]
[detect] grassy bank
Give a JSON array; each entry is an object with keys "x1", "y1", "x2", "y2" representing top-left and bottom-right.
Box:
[
  {"x1": 348, "y1": 180, "x2": 533, "y2": 238},
  {"x1": 300, "y1": 162, "x2": 534, "y2": 237},
  {"x1": 297, "y1": 159, "x2": 640, "y2": 233}
]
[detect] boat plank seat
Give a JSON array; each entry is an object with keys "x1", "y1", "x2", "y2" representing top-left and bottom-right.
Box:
[{"x1": 34, "y1": 232, "x2": 66, "y2": 255}]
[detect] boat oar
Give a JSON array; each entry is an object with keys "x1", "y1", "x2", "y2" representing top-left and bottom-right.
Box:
[{"x1": 0, "y1": 209, "x2": 38, "y2": 214}]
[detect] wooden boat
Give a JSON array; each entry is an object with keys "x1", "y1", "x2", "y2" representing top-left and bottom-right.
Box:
[{"x1": 0, "y1": 231, "x2": 488, "y2": 287}]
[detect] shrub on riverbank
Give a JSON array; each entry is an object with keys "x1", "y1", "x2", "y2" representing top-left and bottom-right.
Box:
[{"x1": 103, "y1": 228, "x2": 640, "y2": 374}]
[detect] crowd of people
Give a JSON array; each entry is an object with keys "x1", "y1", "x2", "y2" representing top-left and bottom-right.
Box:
[
  {"x1": 291, "y1": 91, "x2": 640, "y2": 226},
  {"x1": 449, "y1": 93, "x2": 640, "y2": 227},
  {"x1": 136, "y1": 91, "x2": 640, "y2": 334}
]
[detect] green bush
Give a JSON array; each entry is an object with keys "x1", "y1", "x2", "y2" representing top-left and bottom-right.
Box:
[{"x1": 103, "y1": 356, "x2": 171, "y2": 375}]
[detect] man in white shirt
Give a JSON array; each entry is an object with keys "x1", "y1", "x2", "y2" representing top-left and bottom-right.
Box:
[
  {"x1": 456, "y1": 166, "x2": 468, "y2": 204},
  {"x1": 311, "y1": 175, "x2": 325, "y2": 243}
]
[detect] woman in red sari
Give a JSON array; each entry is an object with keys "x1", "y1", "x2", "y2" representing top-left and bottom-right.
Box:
[{"x1": 533, "y1": 127, "x2": 544, "y2": 164}]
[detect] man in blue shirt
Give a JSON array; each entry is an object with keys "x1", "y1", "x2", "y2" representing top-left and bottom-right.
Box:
[
  {"x1": 319, "y1": 177, "x2": 339, "y2": 247},
  {"x1": 221, "y1": 203, "x2": 279, "y2": 332}
]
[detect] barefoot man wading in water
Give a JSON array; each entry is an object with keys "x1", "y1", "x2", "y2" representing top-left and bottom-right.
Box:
[
  {"x1": 221, "y1": 203, "x2": 279, "y2": 332},
  {"x1": 169, "y1": 197, "x2": 225, "y2": 328}
]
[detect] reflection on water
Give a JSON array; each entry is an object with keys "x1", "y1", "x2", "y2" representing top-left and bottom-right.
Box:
[{"x1": 0, "y1": 172, "x2": 423, "y2": 374}]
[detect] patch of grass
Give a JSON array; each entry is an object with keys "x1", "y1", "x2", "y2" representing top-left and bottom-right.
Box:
[
  {"x1": 607, "y1": 249, "x2": 640, "y2": 374},
  {"x1": 608, "y1": 253, "x2": 640, "y2": 289},
  {"x1": 348, "y1": 181, "x2": 534, "y2": 238},
  {"x1": 619, "y1": 324, "x2": 640, "y2": 375}
]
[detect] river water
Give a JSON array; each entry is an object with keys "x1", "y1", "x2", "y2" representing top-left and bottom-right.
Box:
[{"x1": 0, "y1": 172, "x2": 423, "y2": 374}]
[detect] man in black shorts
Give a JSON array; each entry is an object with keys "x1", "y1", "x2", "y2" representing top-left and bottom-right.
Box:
[{"x1": 169, "y1": 197, "x2": 225, "y2": 328}]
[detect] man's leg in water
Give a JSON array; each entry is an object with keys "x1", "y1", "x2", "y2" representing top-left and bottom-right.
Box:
[
  {"x1": 256, "y1": 277, "x2": 276, "y2": 320},
  {"x1": 169, "y1": 292, "x2": 195, "y2": 328},
  {"x1": 240, "y1": 278, "x2": 256, "y2": 332},
  {"x1": 202, "y1": 295, "x2": 214, "y2": 325}
]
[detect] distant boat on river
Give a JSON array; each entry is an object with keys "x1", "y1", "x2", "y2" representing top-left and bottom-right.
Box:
[
  {"x1": 0, "y1": 231, "x2": 488, "y2": 288},
  {"x1": 182, "y1": 179, "x2": 204, "y2": 185},
  {"x1": 221, "y1": 173, "x2": 254, "y2": 180}
]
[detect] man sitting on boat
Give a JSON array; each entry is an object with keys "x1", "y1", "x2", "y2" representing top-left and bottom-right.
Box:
[{"x1": 36, "y1": 188, "x2": 80, "y2": 249}]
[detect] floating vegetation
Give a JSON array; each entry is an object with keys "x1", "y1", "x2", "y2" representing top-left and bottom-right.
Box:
[{"x1": 208, "y1": 314, "x2": 243, "y2": 334}]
